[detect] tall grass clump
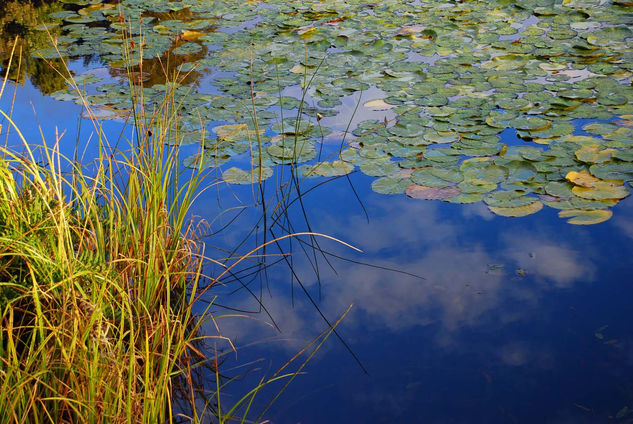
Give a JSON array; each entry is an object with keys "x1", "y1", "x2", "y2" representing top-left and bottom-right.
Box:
[{"x1": 0, "y1": 51, "x2": 211, "y2": 422}]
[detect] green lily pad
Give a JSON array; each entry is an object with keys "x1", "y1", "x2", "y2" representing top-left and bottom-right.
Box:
[
  {"x1": 511, "y1": 116, "x2": 551, "y2": 131},
  {"x1": 447, "y1": 193, "x2": 484, "y2": 204},
  {"x1": 411, "y1": 167, "x2": 462, "y2": 187},
  {"x1": 359, "y1": 158, "x2": 400, "y2": 177},
  {"x1": 582, "y1": 122, "x2": 619, "y2": 135},
  {"x1": 405, "y1": 184, "x2": 461, "y2": 200},
  {"x1": 223, "y1": 167, "x2": 273, "y2": 184},
  {"x1": 484, "y1": 191, "x2": 536, "y2": 208},
  {"x1": 371, "y1": 177, "x2": 412, "y2": 194},
  {"x1": 589, "y1": 163, "x2": 633, "y2": 181},
  {"x1": 302, "y1": 160, "x2": 355, "y2": 177},
  {"x1": 544, "y1": 181, "x2": 574, "y2": 198}
]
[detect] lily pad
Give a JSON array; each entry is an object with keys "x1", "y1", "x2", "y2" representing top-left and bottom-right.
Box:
[
  {"x1": 558, "y1": 209, "x2": 612, "y2": 225},
  {"x1": 371, "y1": 177, "x2": 412, "y2": 194},
  {"x1": 572, "y1": 182, "x2": 629, "y2": 200},
  {"x1": 302, "y1": 160, "x2": 355, "y2": 177},
  {"x1": 223, "y1": 167, "x2": 273, "y2": 184},
  {"x1": 575, "y1": 146, "x2": 615, "y2": 164},
  {"x1": 488, "y1": 201, "x2": 544, "y2": 217},
  {"x1": 405, "y1": 184, "x2": 461, "y2": 200}
]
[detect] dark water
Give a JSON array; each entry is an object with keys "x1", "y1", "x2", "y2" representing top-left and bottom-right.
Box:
[{"x1": 3, "y1": 78, "x2": 633, "y2": 424}]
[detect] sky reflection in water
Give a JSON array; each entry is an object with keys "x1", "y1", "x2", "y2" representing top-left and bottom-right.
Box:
[{"x1": 199, "y1": 165, "x2": 633, "y2": 423}]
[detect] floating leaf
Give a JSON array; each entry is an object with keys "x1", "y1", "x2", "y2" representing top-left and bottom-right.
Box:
[
  {"x1": 371, "y1": 177, "x2": 411, "y2": 194},
  {"x1": 488, "y1": 201, "x2": 543, "y2": 217},
  {"x1": 572, "y1": 182, "x2": 629, "y2": 200},
  {"x1": 396, "y1": 24, "x2": 427, "y2": 36},
  {"x1": 222, "y1": 167, "x2": 273, "y2": 184},
  {"x1": 302, "y1": 160, "x2": 354, "y2": 177},
  {"x1": 405, "y1": 184, "x2": 461, "y2": 200},
  {"x1": 511, "y1": 116, "x2": 551, "y2": 131},
  {"x1": 181, "y1": 30, "x2": 206, "y2": 41},
  {"x1": 364, "y1": 99, "x2": 395, "y2": 111},
  {"x1": 411, "y1": 167, "x2": 462, "y2": 187},
  {"x1": 558, "y1": 209, "x2": 612, "y2": 225},
  {"x1": 544, "y1": 181, "x2": 573, "y2": 199},
  {"x1": 447, "y1": 193, "x2": 483, "y2": 204},
  {"x1": 484, "y1": 191, "x2": 536, "y2": 208},
  {"x1": 173, "y1": 42, "x2": 203, "y2": 55},
  {"x1": 582, "y1": 122, "x2": 619, "y2": 135},
  {"x1": 590, "y1": 162, "x2": 633, "y2": 181},
  {"x1": 458, "y1": 181, "x2": 497, "y2": 194},
  {"x1": 575, "y1": 146, "x2": 615, "y2": 164},
  {"x1": 359, "y1": 158, "x2": 399, "y2": 177},
  {"x1": 215, "y1": 124, "x2": 264, "y2": 142},
  {"x1": 565, "y1": 170, "x2": 601, "y2": 188}
]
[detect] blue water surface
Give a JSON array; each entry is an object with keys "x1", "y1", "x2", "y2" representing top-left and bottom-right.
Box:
[{"x1": 193, "y1": 166, "x2": 633, "y2": 424}]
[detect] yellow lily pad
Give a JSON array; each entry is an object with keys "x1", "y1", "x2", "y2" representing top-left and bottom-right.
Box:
[
  {"x1": 571, "y1": 182, "x2": 629, "y2": 200},
  {"x1": 575, "y1": 145, "x2": 615, "y2": 164},
  {"x1": 565, "y1": 170, "x2": 601, "y2": 188},
  {"x1": 364, "y1": 99, "x2": 395, "y2": 111},
  {"x1": 558, "y1": 209, "x2": 612, "y2": 225},
  {"x1": 214, "y1": 124, "x2": 264, "y2": 142},
  {"x1": 488, "y1": 201, "x2": 543, "y2": 217},
  {"x1": 181, "y1": 30, "x2": 206, "y2": 41}
]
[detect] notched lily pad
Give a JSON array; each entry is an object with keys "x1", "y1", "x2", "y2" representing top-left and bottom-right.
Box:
[
  {"x1": 301, "y1": 160, "x2": 355, "y2": 177},
  {"x1": 488, "y1": 201, "x2": 543, "y2": 217},
  {"x1": 371, "y1": 177, "x2": 412, "y2": 194},
  {"x1": 558, "y1": 209, "x2": 612, "y2": 225},
  {"x1": 405, "y1": 184, "x2": 461, "y2": 200},
  {"x1": 223, "y1": 167, "x2": 273, "y2": 184}
]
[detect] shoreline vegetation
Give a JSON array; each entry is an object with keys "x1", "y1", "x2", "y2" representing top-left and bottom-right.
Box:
[{"x1": 0, "y1": 39, "x2": 215, "y2": 421}]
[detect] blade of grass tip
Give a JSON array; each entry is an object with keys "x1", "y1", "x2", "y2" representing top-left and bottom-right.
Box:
[
  {"x1": 0, "y1": 36, "x2": 19, "y2": 102},
  {"x1": 4, "y1": 44, "x2": 23, "y2": 147},
  {"x1": 254, "y1": 304, "x2": 354, "y2": 422},
  {"x1": 200, "y1": 232, "x2": 360, "y2": 300},
  {"x1": 238, "y1": 372, "x2": 268, "y2": 424},
  {"x1": 215, "y1": 343, "x2": 224, "y2": 424},
  {"x1": 279, "y1": 231, "x2": 425, "y2": 280},
  {"x1": 0, "y1": 111, "x2": 46, "y2": 187},
  {"x1": 221, "y1": 371, "x2": 300, "y2": 423}
]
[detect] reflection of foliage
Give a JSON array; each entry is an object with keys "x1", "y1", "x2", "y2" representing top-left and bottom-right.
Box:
[
  {"x1": 109, "y1": 44, "x2": 207, "y2": 88},
  {"x1": 0, "y1": 0, "x2": 66, "y2": 94},
  {"x1": 108, "y1": 8, "x2": 213, "y2": 87}
]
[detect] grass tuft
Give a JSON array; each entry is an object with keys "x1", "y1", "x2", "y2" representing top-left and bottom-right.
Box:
[{"x1": 0, "y1": 49, "x2": 210, "y2": 423}]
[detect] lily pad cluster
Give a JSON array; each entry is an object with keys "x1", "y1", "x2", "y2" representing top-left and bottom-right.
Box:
[{"x1": 33, "y1": 0, "x2": 633, "y2": 223}]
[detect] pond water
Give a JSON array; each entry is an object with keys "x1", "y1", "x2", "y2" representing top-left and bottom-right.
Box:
[{"x1": 1, "y1": 0, "x2": 633, "y2": 422}]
